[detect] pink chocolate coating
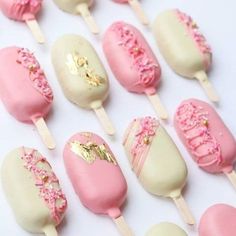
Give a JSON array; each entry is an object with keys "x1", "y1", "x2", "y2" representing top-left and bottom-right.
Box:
[
  {"x1": 174, "y1": 99, "x2": 236, "y2": 174},
  {"x1": 199, "y1": 204, "x2": 236, "y2": 236},
  {"x1": 103, "y1": 21, "x2": 161, "y2": 95},
  {"x1": 0, "y1": 47, "x2": 53, "y2": 123},
  {"x1": 63, "y1": 132, "x2": 128, "y2": 219},
  {"x1": 0, "y1": 0, "x2": 42, "y2": 22}
]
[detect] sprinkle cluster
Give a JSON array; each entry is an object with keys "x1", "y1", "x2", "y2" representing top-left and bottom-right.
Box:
[
  {"x1": 116, "y1": 24, "x2": 159, "y2": 88},
  {"x1": 17, "y1": 48, "x2": 53, "y2": 102},
  {"x1": 15, "y1": 0, "x2": 42, "y2": 7},
  {"x1": 21, "y1": 149, "x2": 67, "y2": 223},
  {"x1": 131, "y1": 117, "x2": 159, "y2": 175},
  {"x1": 176, "y1": 102, "x2": 222, "y2": 167},
  {"x1": 176, "y1": 10, "x2": 212, "y2": 54}
]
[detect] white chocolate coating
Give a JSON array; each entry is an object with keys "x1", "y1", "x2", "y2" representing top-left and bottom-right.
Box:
[
  {"x1": 51, "y1": 34, "x2": 109, "y2": 109},
  {"x1": 146, "y1": 222, "x2": 187, "y2": 236},
  {"x1": 153, "y1": 9, "x2": 211, "y2": 79},
  {"x1": 52, "y1": 0, "x2": 93, "y2": 14},
  {"x1": 123, "y1": 118, "x2": 187, "y2": 198},
  {"x1": 1, "y1": 147, "x2": 67, "y2": 234}
]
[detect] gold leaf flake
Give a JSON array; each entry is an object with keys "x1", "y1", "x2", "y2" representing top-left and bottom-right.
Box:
[
  {"x1": 66, "y1": 52, "x2": 104, "y2": 87},
  {"x1": 70, "y1": 141, "x2": 117, "y2": 165},
  {"x1": 70, "y1": 141, "x2": 96, "y2": 164}
]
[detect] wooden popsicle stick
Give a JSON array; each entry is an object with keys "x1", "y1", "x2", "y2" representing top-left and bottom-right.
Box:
[
  {"x1": 43, "y1": 225, "x2": 58, "y2": 236},
  {"x1": 195, "y1": 71, "x2": 219, "y2": 102},
  {"x1": 128, "y1": 0, "x2": 149, "y2": 25},
  {"x1": 173, "y1": 195, "x2": 195, "y2": 225},
  {"x1": 113, "y1": 216, "x2": 134, "y2": 236},
  {"x1": 93, "y1": 106, "x2": 116, "y2": 136},
  {"x1": 76, "y1": 3, "x2": 100, "y2": 34},
  {"x1": 146, "y1": 93, "x2": 168, "y2": 120},
  {"x1": 225, "y1": 170, "x2": 236, "y2": 190},
  {"x1": 25, "y1": 19, "x2": 45, "y2": 44},
  {"x1": 33, "y1": 117, "x2": 56, "y2": 150}
]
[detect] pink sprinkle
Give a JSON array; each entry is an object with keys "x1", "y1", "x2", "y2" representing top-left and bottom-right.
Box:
[
  {"x1": 21, "y1": 149, "x2": 67, "y2": 224},
  {"x1": 17, "y1": 48, "x2": 53, "y2": 103}
]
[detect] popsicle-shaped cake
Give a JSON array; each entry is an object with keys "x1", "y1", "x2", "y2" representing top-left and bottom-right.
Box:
[
  {"x1": 0, "y1": 47, "x2": 55, "y2": 149},
  {"x1": 153, "y1": 9, "x2": 219, "y2": 102},
  {"x1": 52, "y1": 34, "x2": 115, "y2": 135},
  {"x1": 103, "y1": 22, "x2": 168, "y2": 120},
  {"x1": 146, "y1": 222, "x2": 187, "y2": 236},
  {"x1": 123, "y1": 116, "x2": 195, "y2": 225},
  {"x1": 174, "y1": 99, "x2": 236, "y2": 190},
  {"x1": 0, "y1": 0, "x2": 45, "y2": 43},
  {"x1": 112, "y1": 0, "x2": 149, "y2": 25},
  {"x1": 1, "y1": 147, "x2": 67, "y2": 236},
  {"x1": 64, "y1": 132, "x2": 133, "y2": 236},
  {"x1": 199, "y1": 204, "x2": 236, "y2": 236},
  {"x1": 53, "y1": 0, "x2": 99, "y2": 34}
]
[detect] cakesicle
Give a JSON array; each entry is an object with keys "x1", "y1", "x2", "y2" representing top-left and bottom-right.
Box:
[
  {"x1": 53, "y1": 0, "x2": 99, "y2": 34},
  {"x1": 0, "y1": 47, "x2": 55, "y2": 149},
  {"x1": 103, "y1": 22, "x2": 168, "y2": 120},
  {"x1": 175, "y1": 99, "x2": 236, "y2": 190},
  {"x1": 153, "y1": 9, "x2": 219, "y2": 102},
  {"x1": 146, "y1": 222, "x2": 187, "y2": 236},
  {"x1": 64, "y1": 132, "x2": 133, "y2": 236},
  {"x1": 199, "y1": 204, "x2": 236, "y2": 236},
  {"x1": 51, "y1": 34, "x2": 115, "y2": 135},
  {"x1": 1, "y1": 147, "x2": 67, "y2": 236},
  {"x1": 0, "y1": 0, "x2": 45, "y2": 43},
  {"x1": 123, "y1": 116, "x2": 194, "y2": 225}
]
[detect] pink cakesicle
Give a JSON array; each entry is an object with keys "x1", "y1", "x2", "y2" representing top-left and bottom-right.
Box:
[
  {"x1": 0, "y1": 47, "x2": 55, "y2": 149},
  {"x1": 112, "y1": 0, "x2": 149, "y2": 25},
  {"x1": 103, "y1": 21, "x2": 168, "y2": 120},
  {"x1": 0, "y1": 0, "x2": 45, "y2": 43},
  {"x1": 174, "y1": 99, "x2": 236, "y2": 190},
  {"x1": 64, "y1": 132, "x2": 133, "y2": 236},
  {"x1": 199, "y1": 204, "x2": 236, "y2": 236}
]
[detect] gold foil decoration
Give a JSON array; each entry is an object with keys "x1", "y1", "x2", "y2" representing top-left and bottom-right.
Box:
[
  {"x1": 66, "y1": 52, "x2": 104, "y2": 87},
  {"x1": 70, "y1": 141, "x2": 117, "y2": 165}
]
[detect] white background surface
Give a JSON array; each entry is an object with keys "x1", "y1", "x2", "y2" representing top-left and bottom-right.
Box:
[{"x1": 0, "y1": 0, "x2": 236, "y2": 235}]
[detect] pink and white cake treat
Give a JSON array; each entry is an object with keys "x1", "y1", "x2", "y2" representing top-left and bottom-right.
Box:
[
  {"x1": 153, "y1": 9, "x2": 219, "y2": 102},
  {"x1": 64, "y1": 132, "x2": 133, "y2": 236},
  {"x1": 1, "y1": 147, "x2": 67, "y2": 236},
  {"x1": 0, "y1": 0, "x2": 45, "y2": 43},
  {"x1": 199, "y1": 204, "x2": 236, "y2": 236},
  {"x1": 123, "y1": 116, "x2": 194, "y2": 225},
  {"x1": 175, "y1": 99, "x2": 236, "y2": 188},
  {"x1": 103, "y1": 21, "x2": 168, "y2": 119},
  {"x1": 0, "y1": 47, "x2": 55, "y2": 149}
]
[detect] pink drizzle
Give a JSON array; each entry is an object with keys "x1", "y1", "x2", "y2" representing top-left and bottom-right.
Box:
[
  {"x1": 176, "y1": 10, "x2": 212, "y2": 55},
  {"x1": 11, "y1": 0, "x2": 42, "y2": 20},
  {"x1": 15, "y1": 0, "x2": 42, "y2": 7},
  {"x1": 17, "y1": 48, "x2": 53, "y2": 103},
  {"x1": 115, "y1": 23, "x2": 159, "y2": 88},
  {"x1": 131, "y1": 117, "x2": 159, "y2": 176},
  {"x1": 21, "y1": 148, "x2": 67, "y2": 223},
  {"x1": 176, "y1": 102, "x2": 222, "y2": 167}
]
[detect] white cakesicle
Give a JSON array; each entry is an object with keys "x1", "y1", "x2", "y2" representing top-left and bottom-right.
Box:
[
  {"x1": 123, "y1": 117, "x2": 195, "y2": 225},
  {"x1": 1, "y1": 147, "x2": 67, "y2": 236},
  {"x1": 153, "y1": 9, "x2": 219, "y2": 102},
  {"x1": 146, "y1": 222, "x2": 187, "y2": 236},
  {"x1": 52, "y1": 0, "x2": 99, "y2": 34},
  {"x1": 51, "y1": 34, "x2": 115, "y2": 135}
]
